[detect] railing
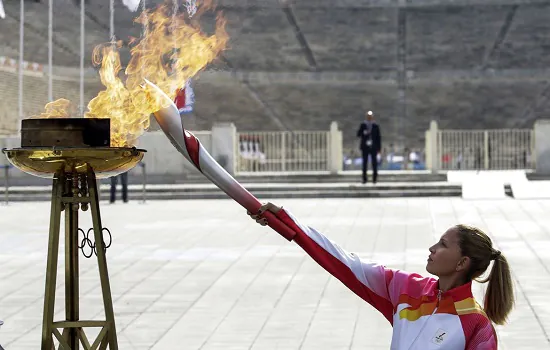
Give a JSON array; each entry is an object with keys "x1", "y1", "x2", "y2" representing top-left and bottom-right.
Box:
[
  {"x1": 236, "y1": 131, "x2": 330, "y2": 173},
  {"x1": 2, "y1": 165, "x2": 9, "y2": 204},
  {"x1": 139, "y1": 162, "x2": 147, "y2": 203},
  {"x1": 435, "y1": 129, "x2": 534, "y2": 171}
]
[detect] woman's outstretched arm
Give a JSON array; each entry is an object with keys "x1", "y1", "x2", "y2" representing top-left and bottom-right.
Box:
[{"x1": 250, "y1": 203, "x2": 428, "y2": 324}]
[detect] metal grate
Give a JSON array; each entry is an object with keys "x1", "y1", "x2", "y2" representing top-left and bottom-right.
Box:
[{"x1": 236, "y1": 131, "x2": 330, "y2": 173}]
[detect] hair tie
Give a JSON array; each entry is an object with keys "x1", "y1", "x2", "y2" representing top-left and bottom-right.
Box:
[{"x1": 491, "y1": 250, "x2": 501, "y2": 260}]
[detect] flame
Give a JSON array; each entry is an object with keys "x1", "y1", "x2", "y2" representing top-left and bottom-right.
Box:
[
  {"x1": 31, "y1": 98, "x2": 76, "y2": 119},
  {"x1": 32, "y1": 0, "x2": 228, "y2": 147}
]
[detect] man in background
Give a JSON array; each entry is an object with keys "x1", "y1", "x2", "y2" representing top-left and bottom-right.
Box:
[
  {"x1": 356, "y1": 110, "x2": 382, "y2": 184},
  {"x1": 110, "y1": 172, "x2": 128, "y2": 203}
]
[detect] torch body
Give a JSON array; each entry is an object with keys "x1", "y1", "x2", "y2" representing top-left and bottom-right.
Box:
[{"x1": 144, "y1": 79, "x2": 296, "y2": 241}]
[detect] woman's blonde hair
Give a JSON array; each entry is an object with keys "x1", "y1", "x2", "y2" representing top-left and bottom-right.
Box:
[{"x1": 454, "y1": 224, "x2": 515, "y2": 325}]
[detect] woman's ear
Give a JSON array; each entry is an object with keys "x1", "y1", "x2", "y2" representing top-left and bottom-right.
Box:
[{"x1": 456, "y1": 256, "x2": 471, "y2": 272}]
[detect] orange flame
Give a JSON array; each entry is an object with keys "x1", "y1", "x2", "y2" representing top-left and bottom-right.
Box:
[
  {"x1": 31, "y1": 98, "x2": 76, "y2": 119},
  {"x1": 32, "y1": 1, "x2": 228, "y2": 147}
]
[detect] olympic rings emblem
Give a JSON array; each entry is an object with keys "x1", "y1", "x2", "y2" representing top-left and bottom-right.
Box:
[{"x1": 78, "y1": 227, "x2": 112, "y2": 258}]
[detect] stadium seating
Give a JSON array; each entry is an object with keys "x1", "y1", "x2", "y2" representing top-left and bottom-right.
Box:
[{"x1": 1, "y1": 0, "x2": 549, "y2": 152}]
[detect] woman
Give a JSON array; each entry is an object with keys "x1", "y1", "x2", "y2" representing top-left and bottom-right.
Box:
[{"x1": 248, "y1": 203, "x2": 514, "y2": 350}]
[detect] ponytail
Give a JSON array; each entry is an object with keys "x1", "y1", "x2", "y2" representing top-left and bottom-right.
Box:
[
  {"x1": 455, "y1": 225, "x2": 515, "y2": 325},
  {"x1": 479, "y1": 253, "x2": 515, "y2": 325}
]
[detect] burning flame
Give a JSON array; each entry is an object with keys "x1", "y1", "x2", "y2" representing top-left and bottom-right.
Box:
[
  {"x1": 32, "y1": 0, "x2": 228, "y2": 147},
  {"x1": 32, "y1": 99, "x2": 75, "y2": 119}
]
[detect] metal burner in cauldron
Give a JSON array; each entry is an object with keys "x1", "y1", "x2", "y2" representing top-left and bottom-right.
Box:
[{"x1": 2, "y1": 118, "x2": 146, "y2": 350}]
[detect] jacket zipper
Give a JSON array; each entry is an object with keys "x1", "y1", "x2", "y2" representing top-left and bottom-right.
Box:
[{"x1": 406, "y1": 290, "x2": 442, "y2": 350}]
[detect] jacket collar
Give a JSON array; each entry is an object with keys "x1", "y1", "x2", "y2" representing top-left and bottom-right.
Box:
[{"x1": 436, "y1": 281, "x2": 473, "y2": 302}]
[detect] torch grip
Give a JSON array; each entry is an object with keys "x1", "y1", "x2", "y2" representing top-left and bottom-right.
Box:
[{"x1": 262, "y1": 210, "x2": 297, "y2": 242}]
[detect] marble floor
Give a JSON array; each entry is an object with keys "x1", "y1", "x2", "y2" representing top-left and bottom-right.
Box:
[{"x1": 1, "y1": 197, "x2": 549, "y2": 349}]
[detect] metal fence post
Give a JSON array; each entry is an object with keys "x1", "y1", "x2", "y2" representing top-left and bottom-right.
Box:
[
  {"x1": 531, "y1": 129, "x2": 536, "y2": 169},
  {"x1": 281, "y1": 132, "x2": 286, "y2": 172},
  {"x1": 484, "y1": 131, "x2": 489, "y2": 170},
  {"x1": 141, "y1": 163, "x2": 146, "y2": 203},
  {"x1": 3, "y1": 166, "x2": 8, "y2": 205},
  {"x1": 437, "y1": 130, "x2": 442, "y2": 172}
]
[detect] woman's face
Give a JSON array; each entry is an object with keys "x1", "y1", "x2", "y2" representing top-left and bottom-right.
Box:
[{"x1": 426, "y1": 228, "x2": 466, "y2": 277}]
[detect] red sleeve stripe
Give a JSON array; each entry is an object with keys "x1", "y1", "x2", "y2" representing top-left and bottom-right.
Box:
[{"x1": 276, "y1": 209, "x2": 395, "y2": 323}]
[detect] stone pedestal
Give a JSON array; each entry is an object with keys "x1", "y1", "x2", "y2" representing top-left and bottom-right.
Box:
[
  {"x1": 329, "y1": 122, "x2": 343, "y2": 174},
  {"x1": 535, "y1": 120, "x2": 550, "y2": 175},
  {"x1": 211, "y1": 123, "x2": 237, "y2": 175}
]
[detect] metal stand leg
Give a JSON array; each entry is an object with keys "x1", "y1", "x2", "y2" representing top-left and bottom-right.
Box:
[
  {"x1": 87, "y1": 170, "x2": 118, "y2": 350},
  {"x1": 40, "y1": 169, "x2": 118, "y2": 349},
  {"x1": 41, "y1": 173, "x2": 65, "y2": 350},
  {"x1": 65, "y1": 175, "x2": 80, "y2": 349}
]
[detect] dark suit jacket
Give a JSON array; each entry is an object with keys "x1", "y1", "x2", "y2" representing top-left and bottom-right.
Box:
[{"x1": 357, "y1": 121, "x2": 381, "y2": 152}]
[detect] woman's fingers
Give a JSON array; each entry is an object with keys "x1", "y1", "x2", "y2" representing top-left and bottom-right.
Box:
[
  {"x1": 258, "y1": 204, "x2": 268, "y2": 215},
  {"x1": 248, "y1": 203, "x2": 280, "y2": 227},
  {"x1": 258, "y1": 202, "x2": 281, "y2": 215}
]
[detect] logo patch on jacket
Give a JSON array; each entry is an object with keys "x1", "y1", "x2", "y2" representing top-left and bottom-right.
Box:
[{"x1": 432, "y1": 329, "x2": 448, "y2": 345}]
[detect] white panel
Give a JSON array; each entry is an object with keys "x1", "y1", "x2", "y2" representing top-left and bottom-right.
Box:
[
  {"x1": 511, "y1": 180, "x2": 550, "y2": 199},
  {"x1": 462, "y1": 179, "x2": 506, "y2": 200}
]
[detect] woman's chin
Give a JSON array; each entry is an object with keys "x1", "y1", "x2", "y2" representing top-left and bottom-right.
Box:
[{"x1": 426, "y1": 263, "x2": 435, "y2": 275}]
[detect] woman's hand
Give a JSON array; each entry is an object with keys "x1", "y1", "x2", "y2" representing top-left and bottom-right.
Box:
[{"x1": 247, "y1": 202, "x2": 282, "y2": 226}]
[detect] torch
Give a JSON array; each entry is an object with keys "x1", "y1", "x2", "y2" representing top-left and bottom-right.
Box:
[{"x1": 144, "y1": 79, "x2": 297, "y2": 241}]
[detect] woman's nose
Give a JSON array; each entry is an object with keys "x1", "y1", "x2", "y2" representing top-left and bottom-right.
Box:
[{"x1": 429, "y1": 246, "x2": 435, "y2": 254}]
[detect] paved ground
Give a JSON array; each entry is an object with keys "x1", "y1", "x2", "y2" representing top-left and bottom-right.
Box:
[{"x1": 1, "y1": 197, "x2": 550, "y2": 349}]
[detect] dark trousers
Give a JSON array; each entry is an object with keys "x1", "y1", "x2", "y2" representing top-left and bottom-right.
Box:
[
  {"x1": 361, "y1": 148, "x2": 378, "y2": 183},
  {"x1": 110, "y1": 172, "x2": 128, "y2": 203}
]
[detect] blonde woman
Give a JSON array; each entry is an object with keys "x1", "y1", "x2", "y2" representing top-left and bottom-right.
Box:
[{"x1": 248, "y1": 203, "x2": 514, "y2": 349}]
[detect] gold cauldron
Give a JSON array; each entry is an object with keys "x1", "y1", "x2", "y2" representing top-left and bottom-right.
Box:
[
  {"x1": 1, "y1": 118, "x2": 146, "y2": 350},
  {"x1": 2, "y1": 147, "x2": 145, "y2": 179}
]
